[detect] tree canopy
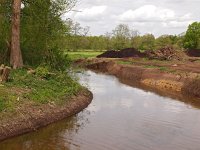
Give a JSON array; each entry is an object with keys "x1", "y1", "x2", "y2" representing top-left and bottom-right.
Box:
[{"x1": 184, "y1": 22, "x2": 200, "y2": 49}]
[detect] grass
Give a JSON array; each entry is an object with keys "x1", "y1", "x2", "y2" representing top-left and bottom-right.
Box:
[
  {"x1": 0, "y1": 87, "x2": 16, "y2": 112},
  {"x1": 144, "y1": 65, "x2": 170, "y2": 71},
  {"x1": 0, "y1": 68, "x2": 82, "y2": 112},
  {"x1": 117, "y1": 60, "x2": 133, "y2": 65},
  {"x1": 66, "y1": 51, "x2": 103, "y2": 60},
  {"x1": 117, "y1": 60, "x2": 172, "y2": 72}
]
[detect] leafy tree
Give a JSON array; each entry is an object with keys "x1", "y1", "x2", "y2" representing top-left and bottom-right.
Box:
[
  {"x1": 0, "y1": 0, "x2": 77, "y2": 70},
  {"x1": 112, "y1": 24, "x2": 132, "y2": 49},
  {"x1": 131, "y1": 36, "x2": 142, "y2": 49},
  {"x1": 0, "y1": 0, "x2": 12, "y2": 64},
  {"x1": 155, "y1": 35, "x2": 173, "y2": 49},
  {"x1": 139, "y1": 34, "x2": 155, "y2": 50},
  {"x1": 184, "y1": 22, "x2": 200, "y2": 49},
  {"x1": 65, "y1": 20, "x2": 90, "y2": 51}
]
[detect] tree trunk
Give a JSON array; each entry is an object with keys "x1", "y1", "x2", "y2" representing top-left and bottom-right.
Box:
[{"x1": 10, "y1": 0, "x2": 23, "y2": 69}]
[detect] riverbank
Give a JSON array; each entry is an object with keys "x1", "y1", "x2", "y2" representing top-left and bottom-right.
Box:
[
  {"x1": 77, "y1": 58, "x2": 200, "y2": 99},
  {"x1": 0, "y1": 68, "x2": 93, "y2": 141},
  {"x1": 2, "y1": 70, "x2": 200, "y2": 150}
]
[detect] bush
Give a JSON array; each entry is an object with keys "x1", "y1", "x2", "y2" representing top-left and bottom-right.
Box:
[{"x1": 44, "y1": 49, "x2": 72, "y2": 71}]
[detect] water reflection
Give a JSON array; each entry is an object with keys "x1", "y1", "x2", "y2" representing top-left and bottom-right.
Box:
[
  {"x1": 1, "y1": 70, "x2": 200, "y2": 150},
  {"x1": 0, "y1": 110, "x2": 91, "y2": 150},
  {"x1": 119, "y1": 77, "x2": 200, "y2": 109}
]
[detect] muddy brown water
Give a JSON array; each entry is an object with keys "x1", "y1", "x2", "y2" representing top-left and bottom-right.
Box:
[{"x1": 1, "y1": 70, "x2": 200, "y2": 150}]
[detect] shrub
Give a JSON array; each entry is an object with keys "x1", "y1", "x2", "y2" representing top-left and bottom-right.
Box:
[{"x1": 44, "y1": 49, "x2": 72, "y2": 71}]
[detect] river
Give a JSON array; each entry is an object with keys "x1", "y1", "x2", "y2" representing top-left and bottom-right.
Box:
[{"x1": 1, "y1": 70, "x2": 200, "y2": 150}]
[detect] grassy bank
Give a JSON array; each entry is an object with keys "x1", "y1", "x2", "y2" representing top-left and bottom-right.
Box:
[
  {"x1": 67, "y1": 51, "x2": 103, "y2": 60},
  {"x1": 0, "y1": 68, "x2": 82, "y2": 113},
  {"x1": 0, "y1": 65, "x2": 93, "y2": 141}
]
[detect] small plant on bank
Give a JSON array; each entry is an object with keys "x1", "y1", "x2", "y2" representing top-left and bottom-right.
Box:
[{"x1": 35, "y1": 66, "x2": 51, "y2": 79}]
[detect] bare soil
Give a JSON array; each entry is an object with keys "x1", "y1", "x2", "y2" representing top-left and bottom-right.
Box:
[{"x1": 82, "y1": 58, "x2": 200, "y2": 99}]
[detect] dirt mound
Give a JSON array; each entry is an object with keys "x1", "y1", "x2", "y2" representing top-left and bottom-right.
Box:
[
  {"x1": 97, "y1": 50, "x2": 120, "y2": 58},
  {"x1": 97, "y1": 48, "x2": 146, "y2": 58},
  {"x1": 187, "y1": 49, "x2": 200, "y2": 57},
  {"x1": 145, "y1": 46, "x2": 182, "y2": 60}
]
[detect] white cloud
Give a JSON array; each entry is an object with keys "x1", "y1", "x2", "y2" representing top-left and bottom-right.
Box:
[
  {"x1": 75, "y1": 6, "x2": 107, "y2": 22},
  {"x1": 119, "y1": 5, "x2": 176, "y2": 22},
  {"x1": 179, "y1": 13, "x2": 192, "y2": 21},
  {"x1": 65, "y1": 0, "x2": 200, "y2": 36},
  {"x1": 162, "y1": 20, "x2": 193, "y2": 28},
  {"x1": 118, "y1": 5, "x2": 194, "y2": 30}
]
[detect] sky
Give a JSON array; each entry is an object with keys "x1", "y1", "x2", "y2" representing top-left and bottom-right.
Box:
[{"x1": 64, "y1": 0, "x2": 200, "y2": 37}]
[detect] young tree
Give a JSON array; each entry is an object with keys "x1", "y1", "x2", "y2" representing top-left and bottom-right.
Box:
[
  {"x1": 10, "y1": 0, "x2": 23, "y2": 69},
  {"x1": 112, "y1": 24, "x2": 131, "y2": 49}
]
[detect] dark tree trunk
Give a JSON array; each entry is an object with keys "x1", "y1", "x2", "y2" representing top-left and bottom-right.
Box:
[{"x1": 10, "y1": 0, "x2": 23, "y2": 69}]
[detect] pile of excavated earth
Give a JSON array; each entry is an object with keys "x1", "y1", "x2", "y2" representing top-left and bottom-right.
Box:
[
  {"x1": 187, "y1": 49, "x2": 200, "y2": 57},
  {"x1": 97, "y1": 46, "x2": 199, "y2": 60},
  {"x1": 97, "y1": 48, "x2": 146, "y2": 58}
]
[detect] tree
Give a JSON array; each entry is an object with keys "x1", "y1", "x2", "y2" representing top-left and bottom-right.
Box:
[
  {"x1": 139, "y1": 34, "x2": 155, "y2": 50},
  {"x1": 112, "y1": 24, "x2": 130, "y2": 49},
  {"x1": 1, "y1": 0, "x2": 77, "y2": 69},
  {"x1": 0, "y1": 0, "x2": 12, "y2": 64},
  {"x1": 155, "y1": 35, "x2": 173, "y2": 49},
  {"x1": 184, "y1": 22, "x2": 200, "y2": 49},
  {"x1": 19, "y1": 0, "x2": 77, "y2": 67},
  {"x1": 131, "y1": 36, "x2": 142, "y2": 49},
  {"x1": 10, "y1": 0, "x2": 23, "y2": 69}
]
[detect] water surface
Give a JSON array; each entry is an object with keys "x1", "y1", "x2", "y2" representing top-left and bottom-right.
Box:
[{"x1": 1, "y1": 71, "x2": 200, "y2": 150}]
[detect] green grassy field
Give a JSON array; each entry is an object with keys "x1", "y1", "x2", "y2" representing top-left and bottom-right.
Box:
[{"x1": 66, "y1": 51, "x2": 103, "y2": 60}]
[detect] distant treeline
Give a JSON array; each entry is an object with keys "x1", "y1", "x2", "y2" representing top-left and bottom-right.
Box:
[{"x1": 65, "y1": 22, "x2": 200, "y2": 51}]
